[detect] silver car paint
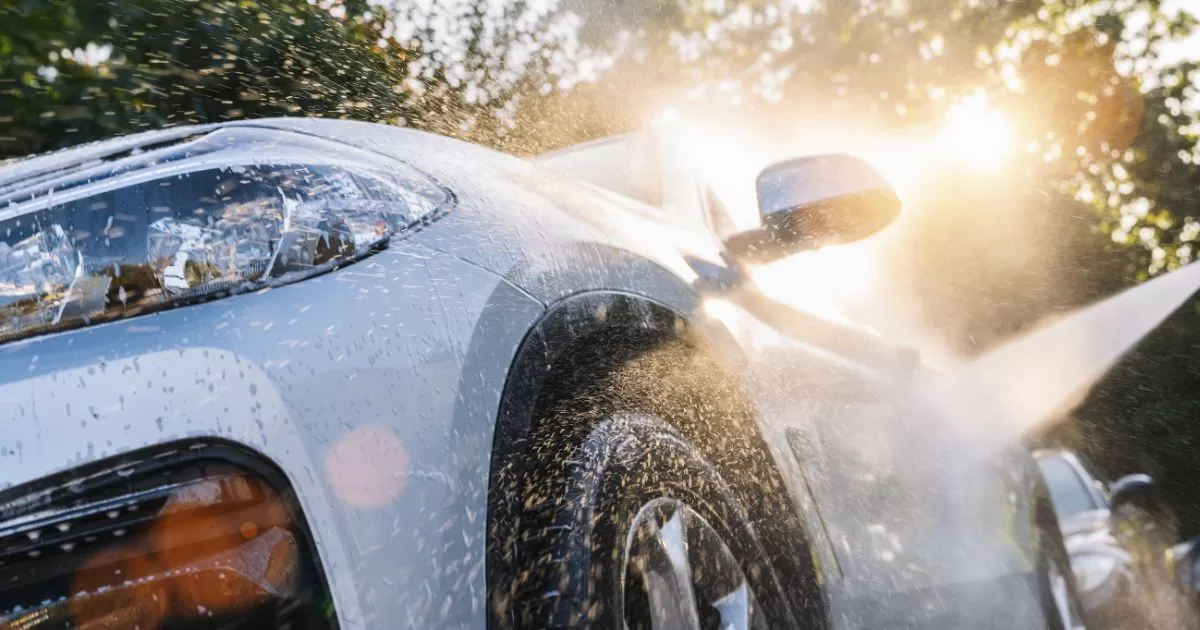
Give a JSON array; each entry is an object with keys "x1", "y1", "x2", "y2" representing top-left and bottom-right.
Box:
[
  {"x1": 1, "y1": 238, "x2": 546, "y2": 626},
  {"x1": 0, "y1": 118, "x2": 1043, "y2": 628}
]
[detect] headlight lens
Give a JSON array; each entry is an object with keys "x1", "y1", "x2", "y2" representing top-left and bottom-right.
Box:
[
  {"x1": 1070, "y1": 553, "x2": 1118, "y2": 593},
  {"x1": 0, "y1": 127, "x2": 451, "y2": 343}
]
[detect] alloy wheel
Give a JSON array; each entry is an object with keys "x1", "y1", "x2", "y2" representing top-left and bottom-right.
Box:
[{"x1": 622, "y1": 498, "x2": 768, "y2": 630}]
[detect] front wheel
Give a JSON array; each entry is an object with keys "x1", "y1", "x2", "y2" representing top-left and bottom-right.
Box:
[{"x1": 498, "y1": 412, "x2": 804, "y2": 629}]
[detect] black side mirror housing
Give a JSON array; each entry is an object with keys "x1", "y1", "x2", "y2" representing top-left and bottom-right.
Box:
[
  {"x1": 1110, "y1": 473, "x2": 1157, "y2": 514},
  {"x1": 724, "y1": 154, "x2": 901, "y2": 264}
]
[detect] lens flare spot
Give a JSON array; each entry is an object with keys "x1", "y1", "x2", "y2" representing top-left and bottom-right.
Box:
[{"x1": 326, "y1": 426, "x2": 410, "y2": 508}]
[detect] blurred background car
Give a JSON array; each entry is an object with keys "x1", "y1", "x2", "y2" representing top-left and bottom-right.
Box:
[
  {"x1": 1036, "y1": 448, "x2": 1198, "y2": 629},
  {"x1": 1171, "y1": 537, "x2": 1200, "y2": 620}
]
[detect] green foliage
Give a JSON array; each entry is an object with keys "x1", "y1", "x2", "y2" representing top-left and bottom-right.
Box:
[
  {"x1": 0, "y1": 0, "x2": 574, "y2": 159},
  {"x1": 0, "y1": 0, "x2": 420, "y2": 158}
]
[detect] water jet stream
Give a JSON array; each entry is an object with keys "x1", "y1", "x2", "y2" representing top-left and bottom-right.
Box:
[{"x1": 928, "y1": 262, "x2": 1200, "y2": 439}]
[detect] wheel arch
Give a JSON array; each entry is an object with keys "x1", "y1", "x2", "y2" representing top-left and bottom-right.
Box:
[{"x1": 485, "y1": 290, "x2": 827, "y2": 628}]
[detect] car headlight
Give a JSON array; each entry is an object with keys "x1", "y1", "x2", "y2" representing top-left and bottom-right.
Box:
[
  {"x1": 0, "y1": 126, "x2": 451, "y2": 344},
  {"x1": 1070, "y1": 553, "x2": 1118, "y2": 593}
]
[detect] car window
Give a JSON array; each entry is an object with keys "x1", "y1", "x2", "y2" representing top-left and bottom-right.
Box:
[
  {"x1": 1072, "y1": 453, "x2": 1113, "y2": 503},
  {"x1": 537, "y1": 131, "x2": 665, "y2": 209},
  {"x1": 1038, "y1": 456, "x2": 1099, "y2": 519}
]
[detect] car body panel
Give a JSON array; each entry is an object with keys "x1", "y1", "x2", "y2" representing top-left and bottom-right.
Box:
[{"x1": 0, "y1": 241, "x2": 545, "y2": 627}]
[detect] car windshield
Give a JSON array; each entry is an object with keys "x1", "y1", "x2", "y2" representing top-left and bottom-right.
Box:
[
  {"x1": 536, "y1": 130, "x2": 666, "y2": 207},
  {"x1": 1038, "y1": 456, "x2": 1099, "y2": 519}
]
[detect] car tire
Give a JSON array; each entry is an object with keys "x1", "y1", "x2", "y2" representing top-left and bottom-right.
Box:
[
  {"x1": 1038, "y1": 524, "x2": 1088, "y2": 630},
  {"x1": 501, "y1": 411, "x2": 801, "y2": 629}
]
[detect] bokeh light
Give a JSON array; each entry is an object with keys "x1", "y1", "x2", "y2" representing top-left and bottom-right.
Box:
[{"x1": 325, "y1": 426, "x2": 410, "y2": 508}]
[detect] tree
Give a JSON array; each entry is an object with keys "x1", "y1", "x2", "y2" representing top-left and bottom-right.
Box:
[
  {"x1": 0, "y1": 0, "x2": 582, "y2": 160},
  {"x1": 373, "y1": 0, "x2": 587, "y2": 150},
  {"x1": 0, "y1": 0, "x2": 412, "y2": 159}
]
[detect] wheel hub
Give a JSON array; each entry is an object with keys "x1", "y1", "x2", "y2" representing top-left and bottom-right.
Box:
[{"x1": 622, "y1": 498, "x2": 766, "y2": 630}]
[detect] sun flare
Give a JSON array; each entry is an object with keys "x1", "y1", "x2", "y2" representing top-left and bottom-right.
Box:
[{"x1": 934, "y1": 94, "x2": 1015, "y2": 172}]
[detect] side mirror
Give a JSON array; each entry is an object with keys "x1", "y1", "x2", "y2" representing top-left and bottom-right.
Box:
[
  {"x1": 724, "y1": 154, "x2": 901, "y2": 264},
  {"x1": 1110, "y1": 473, "x2": 1157, "y2": 514}
]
